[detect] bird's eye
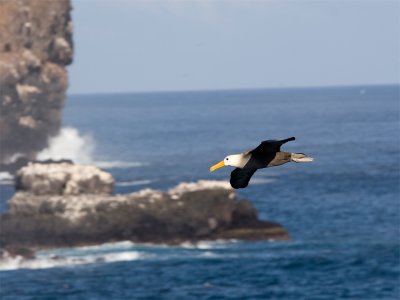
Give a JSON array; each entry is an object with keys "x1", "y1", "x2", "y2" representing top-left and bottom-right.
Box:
[{"x1": 226, "y1": 158, "x2": 229, "y2": 161}]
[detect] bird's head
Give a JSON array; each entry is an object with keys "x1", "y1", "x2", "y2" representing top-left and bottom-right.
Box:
[{"x1": 210, "y1": 154, "x2": 243, "y2": 172}]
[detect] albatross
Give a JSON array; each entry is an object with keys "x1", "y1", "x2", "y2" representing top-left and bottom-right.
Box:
[{"x1": 210, "y1": 137, "x2": 313, "y2": 189}]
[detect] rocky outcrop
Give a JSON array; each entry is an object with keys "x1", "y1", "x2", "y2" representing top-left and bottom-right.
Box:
[
  {"x1": 0, "y1": 0, "x2": 73, "y2": 171},
  {"x1": 0, "y1": 163, "x2": 289, "y2": 248},
  {"x1": 15, "y1": 162, "x2": 114, "y2": 195},
  {"x1": 0, "y1": 247, "x2": 35, "y2": 260}
]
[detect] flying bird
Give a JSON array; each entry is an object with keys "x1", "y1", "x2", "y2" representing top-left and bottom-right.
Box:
[{"x1": 210, "y1": 137, "x2": 313, "y2": 189}]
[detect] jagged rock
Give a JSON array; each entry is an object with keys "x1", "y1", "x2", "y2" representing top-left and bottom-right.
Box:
[
  {"x1": 0, "y1": 247, "x2": 35, "y2": 260},
  {"x1": 0, "y1": 0, "x2": 73, "y2": 169},
  {"x1": 0, "y1": 175, "x2": 289, "y2": 248},
  {"x1": 49, "y1": 37, "x2": 73, "y2": 64},
  {"x1": 15, "y1": 162, "x2": 114, "y2": 195}
]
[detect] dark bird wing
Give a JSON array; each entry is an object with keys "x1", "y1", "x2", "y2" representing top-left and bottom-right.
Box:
[
  {"x1": 250, "y1": 137, "x2": 295, "y2": 154},
  {"x1": 231, "y1": 137, "x2": 295, "y2": 189},
  {"x1": 230, "y1": 167, "x2": 258, "y2": 189}
]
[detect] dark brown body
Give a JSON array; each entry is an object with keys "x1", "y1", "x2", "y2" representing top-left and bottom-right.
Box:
[{"x1": 266, "y1": 152, "x2": 291, "y2": 168}]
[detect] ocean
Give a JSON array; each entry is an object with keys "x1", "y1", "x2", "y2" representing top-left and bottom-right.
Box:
[{"x1": 0, "y1": 85, "x2": 399, "y2": 299}]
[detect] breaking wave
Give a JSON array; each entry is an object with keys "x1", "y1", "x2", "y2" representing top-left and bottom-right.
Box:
[
  {"x1": 95, "y1": 161, "x2": 145, "y2": 169},
  {"x1": 179, "y1": 240, "x2": 238, "y2": 250},
  {"x1": 115, "y1": 179, "x2": 153, "y2": 187},
  {"x1": 3, "y1": 153, "x2": 25, "y2": 164},
  {"x1": 37, "y1": 127, "x2": 143, "y2": 169},
  {"x1": 0, "y1": 251, "x2": 143, "y2": 271},
  {"x1": 0, "y1": 172, "x2": 13, "y2": 185},
  {"x1": 0, "y1": 240, "x2": 242, "y2": 271},
  {"x1": 72, "y1": 241, "x2": 136, "y2": 251},
  {"x1": 37, "y1": 127, "x2": 94, "y2": 164}
]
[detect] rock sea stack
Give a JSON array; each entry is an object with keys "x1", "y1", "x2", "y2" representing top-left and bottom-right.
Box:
[{"x1": 0, "y1": 163, "x2": 289, "y2": 249}]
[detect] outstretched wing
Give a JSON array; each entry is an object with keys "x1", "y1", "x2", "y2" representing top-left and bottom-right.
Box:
[
  {"x1": 230, "y1": 167, "x2": 258, "y2": 189},
  {"x1": 250, "y1": 137, "x2": 295, "y2": 154}
]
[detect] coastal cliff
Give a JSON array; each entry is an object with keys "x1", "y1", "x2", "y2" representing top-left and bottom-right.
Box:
[
  {"x1": 0, "y1": 163, "x2": 289, "y2": 250},
  {"x1": 0, "y1": 0, "x2": 73, "y2": 171}
]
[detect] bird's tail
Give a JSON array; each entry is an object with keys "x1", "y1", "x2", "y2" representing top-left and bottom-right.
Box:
[
  {"x1": 279, "y1": 136, "x2": 295, "y2": 145},
  {"x1": 291, "y1": 153, "x2": 314, "y2": 163}
]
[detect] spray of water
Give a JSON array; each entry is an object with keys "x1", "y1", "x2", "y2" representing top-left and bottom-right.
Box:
[
  {"x1": 37, "y1": 127, "x2": 95, "y2": 164},
  {"x1": 36, "y1": 127, "x2": 143, "y2": 170}
]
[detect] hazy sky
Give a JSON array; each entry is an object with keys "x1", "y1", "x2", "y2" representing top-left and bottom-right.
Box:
[{"x1": 68, "y1": 0, "x2": 399, "y2": 94}]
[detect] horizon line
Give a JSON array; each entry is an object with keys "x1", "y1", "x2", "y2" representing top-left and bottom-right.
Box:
[{"x1": 67, "y1": 83, "x2": 399, "y2": 97}]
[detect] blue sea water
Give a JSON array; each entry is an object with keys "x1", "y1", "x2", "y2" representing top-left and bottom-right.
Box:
[{"x1": 0, "y1": 85, "x2": 399, "y2": 299}]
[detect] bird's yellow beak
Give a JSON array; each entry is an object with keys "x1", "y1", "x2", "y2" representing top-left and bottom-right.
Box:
[{"x1": 210, "y1": 160, "x2": 225, "y2": 172}]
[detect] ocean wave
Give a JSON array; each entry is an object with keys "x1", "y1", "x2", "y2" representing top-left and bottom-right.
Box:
[
  {"x1": 37, "y1": 127, "x2": 94, "y2": 164},
  {"x1": 73, "y1": 240, "x2": 236, "y2": 251},
  {"x1": 115, "y1": 179, "x2": 153, "y2": 187},
  {"x1": 200, "y1": 251, "x2": 219, "y2": 258},
  {"x1": 0, "y1": 251, "x2": 142, "y2": 271},
  {"x1": 36, "y1": 127, "x2": 144, "y2": 169},
  {"x1": 96, "y1": 161, "x2": 145, "y2": 169},
  {"x1": 179, "y1": 240, "x2": 238, "y2": 250},
  {"x1": 3, "y1": 153, "x2": 25, "y2": 164},
  {"x1": 69, "y1": 241, "x2": 136, "y2": 252},
  {"x1": 41, "y1": 239, "x2": 236, "y2": 255},
  {"x1": 0, "y1": 172, "x2": 13, "y2": 185},
  {"x1": 0, "y1": 239, "x2": 242, "y2": 271}
]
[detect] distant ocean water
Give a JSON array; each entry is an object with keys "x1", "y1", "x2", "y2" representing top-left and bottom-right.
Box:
[{"x1": 0, "y1": 85, "x2": 399, "y2": 299}]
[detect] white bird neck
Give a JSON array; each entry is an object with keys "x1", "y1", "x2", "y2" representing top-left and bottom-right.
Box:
[{"x1": 228, "y1": 153, "x2": 251, "y2": 168}]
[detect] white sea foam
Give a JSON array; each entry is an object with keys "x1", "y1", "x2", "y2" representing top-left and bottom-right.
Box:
[
  {"x1": 0, "y1": 239, "x2": 242, "y2": 271},
  {"x1": 4, "y1": 153, "x2": 25, "y2": 164},
  {"x1": 169, "y1": 180, "x2": 232, "y2": 196},
  {"x1": 0, "y1": 172, "x2": 13, "y2": 185},
  {"x1": 37, "y1": 127, "x2": 94, "y2": 164},
  {"x1": 96, "y1": 161, "x2": 144, "y2": 169},
  {"x1": 180, "y1": 240, "x2": 237, "y2": 249},
  {"x1": 200, "y1": 251, "x2": 218, "y2": 258},
  {"x1": 36, "y1": 127, "x2": 143, "y2": 169},
  {"x1": 116, "y1": 179, "x2": 153, "y2": 187},
  {"x1": 71, "y1": 241, "x2": 136, "y2": 251},
  {"x1": 0, "y1": 251, "x2": 142, "y2": 271}
]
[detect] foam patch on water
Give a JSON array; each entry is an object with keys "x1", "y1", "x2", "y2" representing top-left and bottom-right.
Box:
[
  {"x1": 0, "y1": 172, "x2": 13, "y2": 185},
  {"x1": 95, "y1": 161, "x2": 145, "y2": 169},
  {"x1": 0, "y1": 251, "x2": 142, "y2": 271},
  {"x1": 169, "y1": 180, "x2": 232, "y2": 195},
  {"x1": 71, "y1": 241, "x2": 136, "y2": 252},
  {"x1": 0, "y1": 239, "x2": 243, "y2": 271},
  {"x1": 37, "y1": 127, "x2": 94, "y2": 164},
  {"x1": 3, "y1": 153, "x2": 25, "y2": 164},
  {"x1": 179, "y1": 240, "x2": 238, "y2": 250},
  {"x1": 37, "y1": 127, "x2": 143, "y2": 169},
  {"x1": 200, "y1": 251, "x2": 219, "y2": 258},
  {"x1": 116, "y1": 179, "x2": 153, "y2": 187}
]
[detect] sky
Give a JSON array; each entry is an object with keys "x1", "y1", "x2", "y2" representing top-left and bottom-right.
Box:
[{"x1": 68, "y1": 0, "x2": 399, "y2": 94}]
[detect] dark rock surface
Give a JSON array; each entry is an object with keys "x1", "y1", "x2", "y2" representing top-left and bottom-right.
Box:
[
  {"x1": 0, "y1": 0, "x2": 73, "y2": 170},
  {"x1": 0, "y1": 247, "x2": 35, "y2": 260},
  {"x1": 0, "y1": 164, "x2": 289, "y2": 249}
]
